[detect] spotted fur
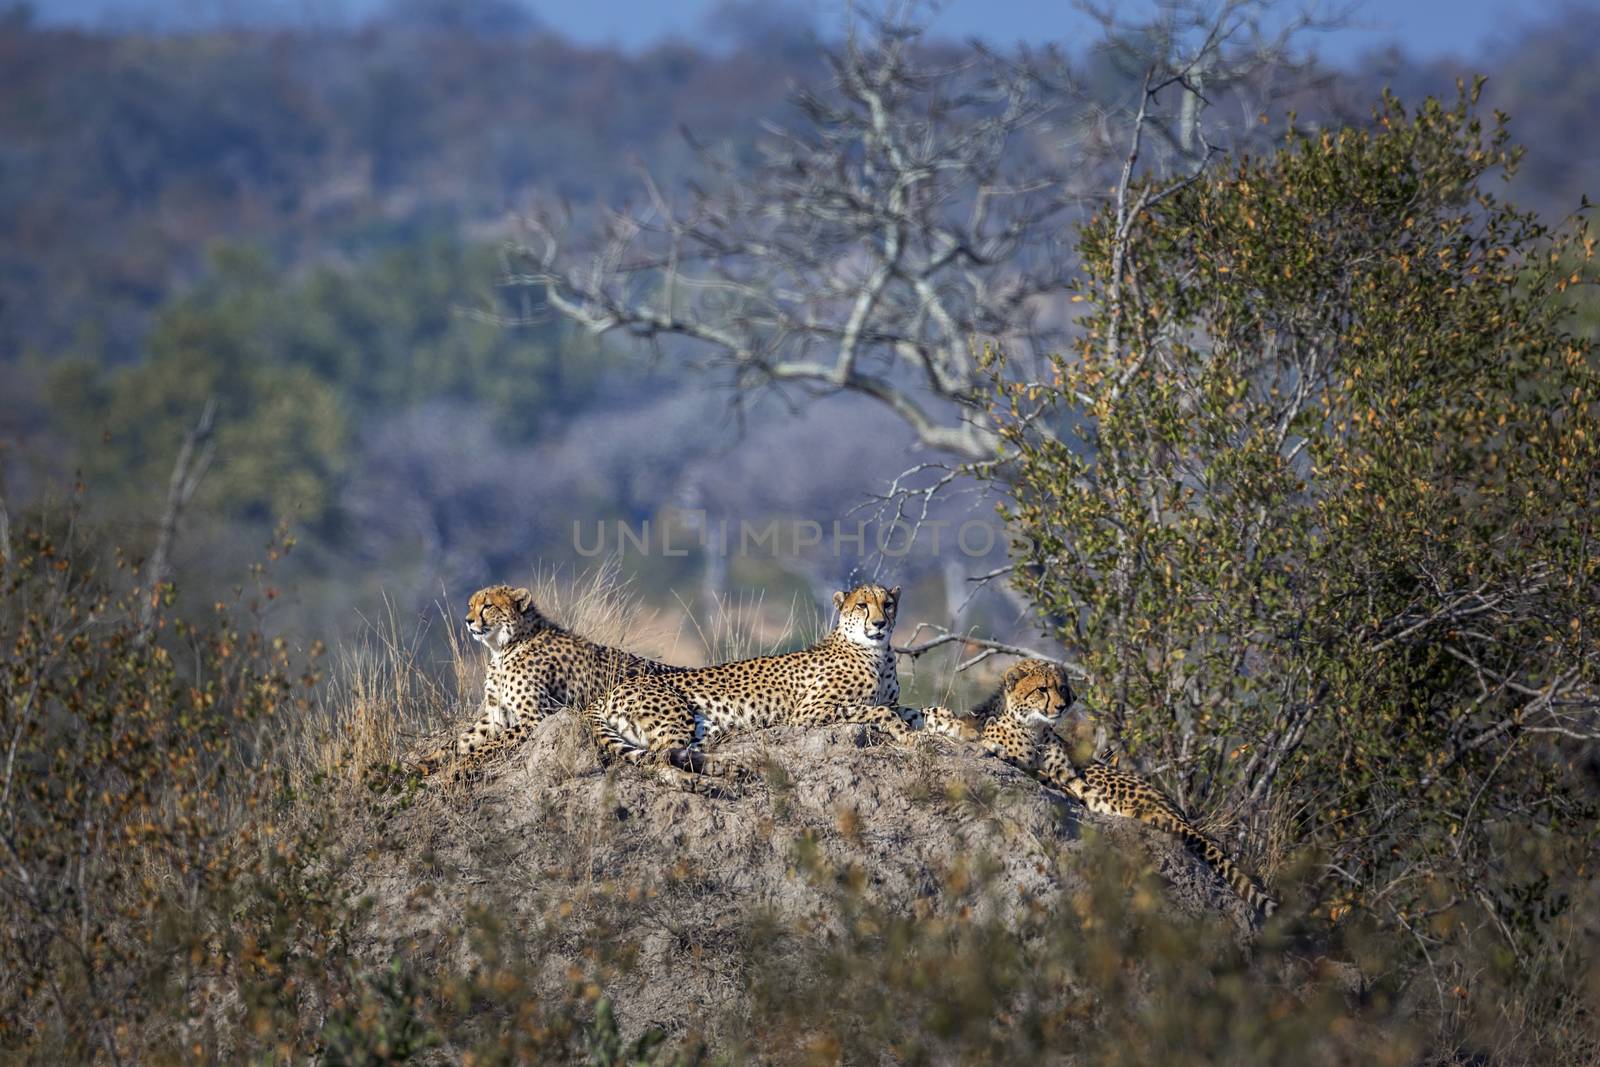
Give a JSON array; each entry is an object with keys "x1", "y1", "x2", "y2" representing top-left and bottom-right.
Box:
[
  {"x1": 409, "y1": 584, "x2": 682, "y2": 775},
  {"x1": 586, "y1": 583, "x2": 973, "y2": 789},
  {"x1": 977, "y1": 659, "x2": 1277, "y2": 918}
]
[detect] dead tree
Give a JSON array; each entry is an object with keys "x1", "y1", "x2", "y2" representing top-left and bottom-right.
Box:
[
  {"x1": 512, "y1": 2, "x2": 1324, "y2": 451},
  {"x1": 508, "y1": 1, "x2": 1333, "y2": 671}
]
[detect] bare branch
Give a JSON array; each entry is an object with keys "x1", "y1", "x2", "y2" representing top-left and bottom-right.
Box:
[
  {"x1": 895, "y1": 625, "x2": 1089, "y2": 678},
  {"x1": 137, "y1": 399, "x2": 217, "y2": 638},
  {"x1": 0, "y1": 448, "x2": 11, "y2": 579}
]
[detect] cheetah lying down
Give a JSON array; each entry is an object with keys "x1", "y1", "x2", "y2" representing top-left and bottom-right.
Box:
[
  {"x1": 972, "y1": 659, "x2": 1277, "y2": 918},
  {"x1": 408, "y1": 584, "x2": 683, "y2": 775},
  {"x1": 585, "y1": 583, "x2": 974, "y2": 788}
]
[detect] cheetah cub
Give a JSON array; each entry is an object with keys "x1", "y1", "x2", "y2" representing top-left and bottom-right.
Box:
[
  {"x1": 978, "y1": 659, "x2": 1277, "y2": 918},
  {"x1": 586, "y1": 583, "x2": 973, "y2": 788},
  {"x1": 408, "y1": 584, "x2": 682, "y2": 775}
]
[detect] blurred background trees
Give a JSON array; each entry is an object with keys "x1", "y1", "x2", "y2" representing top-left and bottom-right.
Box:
[
  {"x1": 49, "y1": 241, "x2": 601, "y2": 527},
  {"x1": 3, "y1": 0, "x2": 1595, "y2": 646}
]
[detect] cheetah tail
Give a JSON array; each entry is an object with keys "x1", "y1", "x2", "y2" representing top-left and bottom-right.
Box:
[{"x1": 1160, "y1": 816, "x2": 1278, "y2": 919}]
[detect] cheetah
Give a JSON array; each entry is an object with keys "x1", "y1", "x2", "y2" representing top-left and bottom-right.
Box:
[
  {"x1": 586, "y1": 583, "x2": 974, "y2": 787},
  {"x1": 976, "y1": 659, "x2": 1277, "y2": 918},
  {"x1": 408, "y1": 584, "x2": 683, "y2": 775}
]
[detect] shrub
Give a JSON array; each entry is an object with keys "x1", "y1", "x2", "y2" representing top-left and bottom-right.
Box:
[
  {"x1": 995, "y1": 83, "x2": 1600, "y2": 1046},
  {"x1": 0, "y1": 509, "x2": 328, "y2": 1057}
]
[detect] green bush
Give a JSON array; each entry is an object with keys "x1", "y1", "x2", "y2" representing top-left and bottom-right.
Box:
[{"x1": 995, "y1": 83, "x2": 1599, "y2": 1046}]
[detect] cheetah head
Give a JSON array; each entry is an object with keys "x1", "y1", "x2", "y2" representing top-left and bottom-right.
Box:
[
  {"x1": 1002, "y1": 659, "x2": 1074, "y2": 733},
  {"x1": 464, "y1": 584, "x2": 548, "y2": 651},
  {"x1": 831, "y1": 583, "x2": 900, "y2": 647}
]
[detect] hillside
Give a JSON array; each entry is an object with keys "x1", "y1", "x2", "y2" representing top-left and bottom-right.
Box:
[{"x1": 355, "y1": 714, "x2": 1266, "y2": 1053}]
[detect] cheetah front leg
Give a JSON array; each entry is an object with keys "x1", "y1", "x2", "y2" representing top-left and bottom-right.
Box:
[
  {"x1": 1031, "y1": 736, "x2": 1085, "y2": 795},
  {"x1": 794, "y1": 702, "x2": 915, "y2": 743},
  {"x1": 895, "y1": 705, "x2": 981, "y2": 742},
  {"x1": 410, "y1": 679, "x2": 548, "y2": 776}
]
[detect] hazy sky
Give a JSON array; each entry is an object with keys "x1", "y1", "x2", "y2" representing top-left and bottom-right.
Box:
[{"x1": 28, "y1": 0, "x2": 1551, "y2": 64}]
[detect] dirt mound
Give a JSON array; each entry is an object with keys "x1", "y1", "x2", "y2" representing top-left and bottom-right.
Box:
[{"x1": 357, "y1": 715, "x2": 1259, "y2": 1044}]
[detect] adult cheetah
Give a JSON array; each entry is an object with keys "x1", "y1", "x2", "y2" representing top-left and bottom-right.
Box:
[
  {"x1": 976, "y1": 659, "x2": 1277, "y2": 918},
  {"x1": 585, "y1": 583, "x2": 973, "y2": 786},
  {"x1": 409, "y1": 584, "x2": 683, "y2": 775}
]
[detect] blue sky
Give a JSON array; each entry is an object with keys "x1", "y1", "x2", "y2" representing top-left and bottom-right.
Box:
[{"x1": 28, "y1": 0, "x2": 1551, "y2": 64}]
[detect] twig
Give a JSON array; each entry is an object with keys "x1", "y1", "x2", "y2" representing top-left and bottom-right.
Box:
[
  {"x1": 138, "y1": 399, "x2": 217, "y2": 638},
  {"x1": 0, "y1": 447, "x2": 12, "y2": 575},
  {"x1": 894, "y1": 626, "x2": 1089, "y2": 678}
]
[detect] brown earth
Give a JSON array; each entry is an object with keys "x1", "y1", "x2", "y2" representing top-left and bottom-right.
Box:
[{"x1": 354, "y1": 712, "x2": 1261, "y2": 1047}]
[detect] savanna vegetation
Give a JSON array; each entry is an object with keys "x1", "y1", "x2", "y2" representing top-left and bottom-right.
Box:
[
  {"x1": 997, "y1": 84, "x2": 1600, "y2": 1053},
  {"x1": 5, "y1": 81, "x2": 1597, "y2": 1063},
  {"x1": 0, "y1": 506, "x2": 1556, "y2": 1065},
  {"x1": 2, "y1": 1, "x2": 1599, "y2": 1062}
]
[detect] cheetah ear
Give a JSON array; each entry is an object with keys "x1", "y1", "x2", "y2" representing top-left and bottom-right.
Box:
[
  {"x1": 887, "y1": 585, "x2": 900, "y2": 601},
  {"x1": 1001, "y1": 662, "x2": 1028, "y2": 691},
  {"x1": 832, "y1": 590, "x2": 847, "y2": 610},
  {"x1": 510, "y1": 587, "x2": 535, "y2": 613}
]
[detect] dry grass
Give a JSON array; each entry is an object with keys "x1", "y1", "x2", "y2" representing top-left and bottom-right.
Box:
[
  {"x1": 677, "y1": 585, "x2": 819, "y2": 665},
  {"x1": 288, "y1": 561, "x2": 699, "y2": 795},
  {"x1": 524, "y1": 557, "x2": 673, "y2": 652},
  {"x1": 291, "y1": 596, "x2": 464, "y2": 792},
  {"x1": 8, "y1": 526, "x2": 1595, "y2": 1064}
]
